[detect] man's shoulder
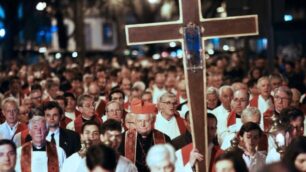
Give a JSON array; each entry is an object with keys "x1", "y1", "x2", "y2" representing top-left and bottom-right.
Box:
[{"x1": 60, "y1": 128, "x2": 79, "y2": 137}]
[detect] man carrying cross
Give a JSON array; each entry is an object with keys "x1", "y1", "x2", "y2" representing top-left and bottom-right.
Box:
[{"x1": 125, "y1": 0, "x2": 258, "y2": 170}]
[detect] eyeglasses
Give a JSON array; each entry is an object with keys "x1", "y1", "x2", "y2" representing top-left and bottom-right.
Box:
[
  {"x1": 4, "y1": 109, "x2": 18, "y2": 114},
  {"x1": 161, "y1": 101, "x2": 177, "y2": 106},
  {"x1": 82, "y1": 104, "x2": 95, "y2": 108},
  {"x1": 274, "y1": 96, "x2": 290, "y2": 102}
]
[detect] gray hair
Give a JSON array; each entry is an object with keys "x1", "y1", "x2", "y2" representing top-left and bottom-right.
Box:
[
  {"x1": 146, "y1": 144, "x2": 176, "y2": 170},
  {"x1": 158, "y1": 92, "x2": 176, "y2": 103},
  {"x1": 241, "y1": 107, "x2": 261, "y2": 123},
  {"x1": 219, "y1": 85, "x2": 233, "y2": 97},
  {"x1": 105, "y1": 100, "x2": 122, "y2": 112},
  {"x1": 1, "y1": 97, "x2": 18, "y2": 111},
  {"x1": 257, "y1": 76, "x2": 270, "y2": 87},
  {"x1": 28, "y1": 116, "x2": 47, "y2": 130},
  {"x1": 274, "y1": 86, "x2": 293, "y2": 100},
  {"x1": 207, "y1": 86, "x2": 219, "y2": 97}
]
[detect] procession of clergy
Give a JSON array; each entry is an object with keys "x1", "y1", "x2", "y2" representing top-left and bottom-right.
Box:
[{"x1": 0, "y1": 56, "x2": 306, "y2": 172}]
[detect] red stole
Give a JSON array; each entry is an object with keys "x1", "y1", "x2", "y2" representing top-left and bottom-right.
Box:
[
  {"x1": 263, "y1": 109, "x2": 273, "y2": 132},
  {"x1": 227, "y1": 111, "x2": 237, "y2": 127},
  {"x1": 74, "y1": 114, "x2": 103, "y2": 133},
  {"x1": 21, "y1": 129, "x2": 30, "y2": 145},
  {"x1": 21, "y1": 142, "x2": 59, "y2": 172},
  {"x1": 95, "y1": 99, "x2": 106, "y2": 118},
  {"x1": 124, "y1": 129, "x2": 166, "y2": 163},
  {"x1": 249, "y1": 96, "x2": 259, "y2": 107},
  {"x1": 60, "y1": 117, "x2": 72, "y2": 128},
  {"x1": 12, "y1": 123, "x2": 28, "y2": 139},
  {"x1": 175, "y1": 115, "x2": 187, "y2": 134}
]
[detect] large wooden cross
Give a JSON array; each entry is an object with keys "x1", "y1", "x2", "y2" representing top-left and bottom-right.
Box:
[{"x1": 125, "y1": 0, "x2": 258, "y2": 171}]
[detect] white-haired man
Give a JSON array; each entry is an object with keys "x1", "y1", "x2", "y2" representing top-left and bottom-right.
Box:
[
  {"x1": 249, "y1": 76, "x2": 273, "y2": 131},
  {"x1": 15, "y1": 116, "x2": 66, "y2": 172},
  {"x1": 119, "y1": 99, "x2": 171, "y2": 172},
  {"x1": 0, "y1": 97, "x2": 27, "y2": 140},
  {"x1": 212, "y1": 85, "x2": 233, "y2": 138},
  {"x1": 155, "y1": 93, "x2": 186, "y2": 140}
]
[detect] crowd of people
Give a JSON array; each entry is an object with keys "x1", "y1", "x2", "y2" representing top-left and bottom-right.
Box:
[{"x1": 0, "y1": 51, "x2": 305, "y2": 172}]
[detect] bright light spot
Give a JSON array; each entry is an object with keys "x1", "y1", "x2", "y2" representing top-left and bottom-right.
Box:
[
  {"x1": 0, "y1": 28, "x2": 5, "y2": 37},
  {"x1": 38, "y1": 47, "x2": 47, "y2": 53},
  {"x1": 262, "y1": 38, "x2": 268, "y2": 48},
  {"x1": 161, "y1": 51, "x2": 168, "y2": 58},
  {"x1": 72, "y1": 52, "x2": 78, "y2": 58},
  {"x1": 153, "y1": 53, "x2": 161, "y2": 60},
  {"x1": 55, "y1": 53, "x2": 62, "y2": 59},
  {"x1": 169, "y1": 42, "x2": 176, "y2": 48},
  {"x1": 217, "y1": 7, "x2": 225, "y2": 13},
  {"x1": 148, "y1": 0, "x2": 160, "y2": 4},
  {"x1": 123, "y1": 49, "x2": 130, "y2": 56},
  {"x1": 132, "y1": 50, "x2": 138, "y2": 56},
  {"x1": 207, "y1": 49, "x2": 214, "y2": 55},
  {"x1": 229, "y1": 46, "x2": 236, "y2": 52},
  {"x1": 177, "y1": 49, "x2": 183, "y2": 58},
  {"x1": 284, "y1": 15, "x2": 293, "y2": 22},
  {"x1": 223, "y1": 45, "x2": 229, "y2": 51},
  {"x1": 170, "y1": 51, "x2": 177, "y2": 58},
  {"x1": 36, "y1": 2, "x2": 47, "y2": 11}
]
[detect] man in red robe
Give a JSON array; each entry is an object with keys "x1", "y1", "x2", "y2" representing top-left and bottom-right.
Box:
[{"x1": 118, "y1": 99, "x2": 171, "y2": 172}]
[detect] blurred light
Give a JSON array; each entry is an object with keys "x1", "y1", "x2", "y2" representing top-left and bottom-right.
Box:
[
  {"x1": 217, "y1": 7, "x2": 225, "y2": 13},
  {"x1": 262, "y1": 38, "x2": 268, "y2": 48},
  {"x1": 153, "y1": 53, "x2": 161, "y2": 60},
  {"x1": 177, "y1": 49, "x2": 183, "y2": 58},
  {"x1": 132, "y1": 50, "x2": 138, "y2": 56},
  {"x1": 284, "y1": 15, "x2": 293, "y2": 22},
  {"x1": 161, "y1": 51, "x2": 168, "y2": 58},
  {"x1": 72, "y1": 52, "x2": 78, "y2": 58},
  {"x1": 55, "y1": 53, "x2": 62, "y2": 59},
  {"x1": 207, "y1": 49, "x2": 214, "y2": 55},
  {"x1": 0, "y1": 28, "x2": 5, "y2": 37},
  {"x1": 50, "y1": 26, "x2": 58, "y2": 32},
  {"x1": 223, "y1": 45, "x2": 229, "y2": 51},
  {"x1": 38, "y1": 47, "x2": 47, "y2": 53},
  {"x1": 123, "y1": 49, "x2": 130, "y2": 56},
  {"x1": 36, "y1": 2, "x2": 47, "y2": 11},
  {"x1": 169, "y1": 42, "x2": 176, "y2": 48},
  {"x1": 148, "y1": 0, "x2": 160, "y2": 4},
  {"x1": 170, "y1": 51, "x2": 177, "y2": 58}
]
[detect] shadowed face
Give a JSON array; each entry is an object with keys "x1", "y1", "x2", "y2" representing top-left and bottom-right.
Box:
[
  {"x1": 30, "y1": 120, "x2": 47, "y2": 146},
  {"x1": 2, "y1": 102, "x2": 19, "y2": 126},
  {"x1": 135, "y1": 114, "x2": 153, "y2": 136},
  {"x1": 0, "y1": 144, "x2": 16, "y2": 172}
]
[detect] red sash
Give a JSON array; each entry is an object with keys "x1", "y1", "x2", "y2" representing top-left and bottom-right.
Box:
[
  {"x1": 249, "y1": 96, "x2": 259, "y2": 107},
  {"x1": 12, "y1": 123, "x2": 28, "y2": 139},
  {"x1": 227, "y1": 111, "x2": 236, "y2": 127},
  {"x1": 124, "y1": 129, "x2": 166, "y2": 163},
  {"x1": 21, "y1": 142, "x2": 59, "y2": 172},
  {"x1": 181, "y1": 143, "x2": 223, "y2": 172},
  {"x1": 175, "y1": 115, "x2": 187, "y2": 134},
  {"x1": 74, "y1": 115, "x2": 103, "y2": 133},
  {"x1": 263, "y1": 109, "x2": 273, "y2": 132},
  {"x1": 182, "y1": 143, "x2": 193, "y2": 165},
  {"x1": 60, "y1": 117, "x2": 72, "y2": 128},
  {"x1": 21, "y1": 129, "x2": 30, "y2": 145}
]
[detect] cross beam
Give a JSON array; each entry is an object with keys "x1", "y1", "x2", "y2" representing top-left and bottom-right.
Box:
[{"x1": 125, "y1": 0, "x2": 258, "y2": 171}]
